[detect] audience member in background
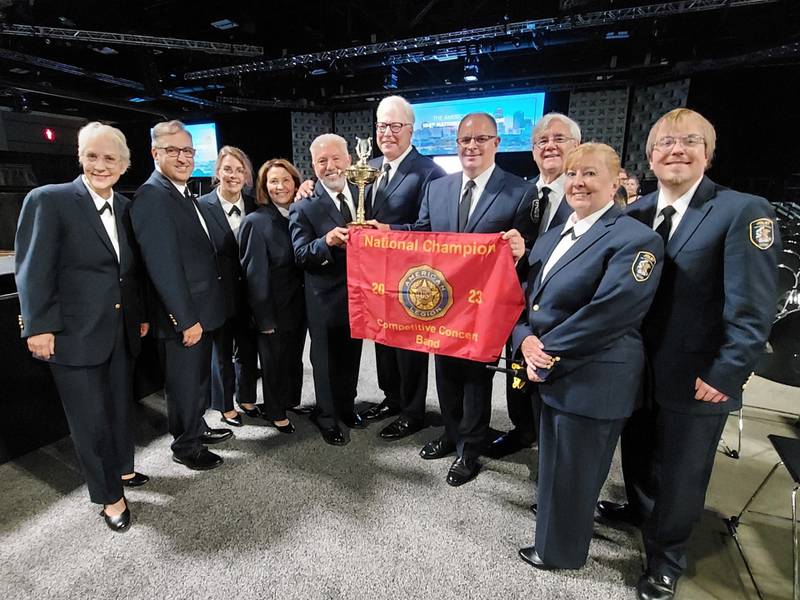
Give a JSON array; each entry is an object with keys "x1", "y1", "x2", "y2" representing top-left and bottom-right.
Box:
[
  {"x1": 15, "y1": 122, "x2": 149, "y2": 531},
  {"x1": 597, "y1": 108, "x2": 781, "y2": 600},
  {"x1": 614, "y1": 168, "x2": 630, "y2": 207},
  {"x1": 514, "y1": 142, "x2": 663, "y2": 571},
  {"x1": 624, "y1": 173, "x2": 642, "y2": 204},
  {"x1": 198, "y1": 147, "x2": 258, "y2": 426},
  {"x1": 239, "y1": 158, "x2": 308, "y2": 433}
]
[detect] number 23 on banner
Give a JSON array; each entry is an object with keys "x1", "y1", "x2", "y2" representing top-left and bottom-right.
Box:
[{"x1": 468, "y1": 289, "x2": 483, "y2": 304}]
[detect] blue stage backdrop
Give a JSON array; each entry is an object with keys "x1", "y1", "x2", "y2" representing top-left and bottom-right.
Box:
[{"x1": 184, "y1": 122, "x2": 219, "y2": 178}]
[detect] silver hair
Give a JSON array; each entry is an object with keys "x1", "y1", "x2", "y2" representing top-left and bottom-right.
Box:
[
  {"x1": 77, "y1": 121, "x2": 131, "y2": 172},
  {"x1": 377, "y1": 95, "x2": 415, "y2": 126},
  {"x1": 150, "y1": 119, "x2": 191, "y2": 148},
  {"x1": 532, "y1": 112, "x2": 582, "y2": 144},
  {"x1": 310, "y1": 133, "x2": 348, "y2": 158}
]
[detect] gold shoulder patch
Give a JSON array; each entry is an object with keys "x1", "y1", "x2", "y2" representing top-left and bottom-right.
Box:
[
  {"x1": 632, "y1": 251, "x2": 657, "y2": 282},
  {"x1": 749, "y1": 218, "x2": 774, "y2": 250}
]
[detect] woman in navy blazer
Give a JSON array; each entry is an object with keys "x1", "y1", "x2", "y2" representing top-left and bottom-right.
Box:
[
  {"x1": 239, "y1": 159, "x2": 307, "y2": 433},
  {"x1": 15, "y1": 123, "x2": 149, "y2": 531},
  {"x1": 512, "y1": 143, "x2": 664, "y2": 570}
]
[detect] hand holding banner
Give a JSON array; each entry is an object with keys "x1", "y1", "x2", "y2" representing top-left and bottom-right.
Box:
[{"x1": 347, "y1": 229, "x2": 524, "y2": 363}]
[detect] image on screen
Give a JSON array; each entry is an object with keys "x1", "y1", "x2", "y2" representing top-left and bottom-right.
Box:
[
  {"x1": 410, "y1": 92, "x2": 545, "y2": 156},
  {"x1": 184, "y1": 122, "x2": 219, "y2": 178}
]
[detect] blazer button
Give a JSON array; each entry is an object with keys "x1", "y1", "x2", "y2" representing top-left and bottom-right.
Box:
[
  {"x1": 114, "y1": 303, "x2": 121, "y2": 309},
  {"x1": 532, "y1": 304, "x2": 540, "y2": 311}
]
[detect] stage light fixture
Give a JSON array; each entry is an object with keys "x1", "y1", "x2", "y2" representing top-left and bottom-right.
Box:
[
  {"x1": 383, "y1": 65, "x2": 398, "y2": 90},
  {"x1": 463, "y1": 55, "x2": 479, "y2": 83}
]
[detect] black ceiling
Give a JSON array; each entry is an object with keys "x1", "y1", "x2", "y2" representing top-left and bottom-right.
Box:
[{"x1": 0, "y1": 0, "x2": 797, "y2": 122}]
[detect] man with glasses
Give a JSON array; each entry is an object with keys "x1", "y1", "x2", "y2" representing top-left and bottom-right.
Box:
[
  {"x1": 384, "y1": 112, "x2": 535, "y2": 485},
  {"x1": 131, "y1": 120, "x2": 229, "y2": 471},
  {"x1": 489, "y1": 112, "x2": 581, "y2": 459},
  {"x1": 596, "y1": 108, "x2": 780, "y2": 600},
  {"x1": 358, "y1": 95, "x2": 446, "y2": 441}
]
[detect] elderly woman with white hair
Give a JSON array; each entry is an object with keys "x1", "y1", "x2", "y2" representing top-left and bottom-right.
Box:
[{"x1": 15, "y1": 122, "x2": 149, "y2": 531}]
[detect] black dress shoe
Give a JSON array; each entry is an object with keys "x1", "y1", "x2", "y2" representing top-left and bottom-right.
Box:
[
  {"x1": 220, "y1": 412, "x2": 243, "y2": 427},
  {"x1": 637, "y1": 572, "x2": 677, "y2": 600},
  {"x1": 287, "y1": 405, "x2": 313, "y2": 415},
  {"x1": 342, "y1": 413, "x2": 367, "y2": 429},
  {"x1": 267, "y1": 420, "x2": 295, "y2": 434},
  {"x1": 121, "y1": 472, "x2": 149, "y2": 488},
  {"x1": 200, "y1": 428, "x2": 233, "y2": 445},
  {"x1": 446, "y1": 456, "x2": 481, "y2": 486},
  {"x1": 172, "y1": 447, "x2": 223, "y2": 471},
  {"x1": 239, "y1": 404, "x2": 262, "y2": 418},
  {"x1": 380, "y1": 418, "x2": 423, "y2": 440},
  {"x1": 596, "y1": 500, "x2": 642, "y2": 527},
  {"x1": 359, "y1": 401, "x2": 400, "y2": 422},
  {"x1": 419, "y1": 438, "x2": 456, "y2": 460},
  {"x1": 486, "y1": 432, "x2": 534, "y2": 459},
  {"x1": 320, "y1": 426, "x2": 347, "y2": 446},
  {"x1": 100, "y1": 505, "x2": 131, "y2": 532},
  {"x1": 518, "y1": 546, "x2": 552, "y2": 570}
]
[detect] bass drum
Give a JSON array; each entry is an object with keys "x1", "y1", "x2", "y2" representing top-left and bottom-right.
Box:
[{"x1": 757, "y1": 308, "x2": 800, "y2": 387}]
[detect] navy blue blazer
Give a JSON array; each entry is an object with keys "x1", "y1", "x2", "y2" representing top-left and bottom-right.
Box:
[
  {"x1": 197, "y1": 190, "x2": 256, "y2": 319},
  {"x1": 130, "y1": 170, "x2": 225, "y2": 338},
  {"x1": 239, "y1": 202, "x2": 305, "y2": 332},
  {"x1": 288, "y1": 181, "x2": 360, "y2": 328},
  {"x1": 367, "y1": 146, "x2": 445, "y2": 225},
  {"x1": 15, "y1": 176, "x2": 145, "y2": 366},
  {"x1": 512, "y1": 206, "x2": 664, "y2": 420},
  {"x1": 627, "y1": 176, "x2": 780, "y2": 413},
  {"x1": 407, "y1": 165, "x2": 537, "y2": 243}
]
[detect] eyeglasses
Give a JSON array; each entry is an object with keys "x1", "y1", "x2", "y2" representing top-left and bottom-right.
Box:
[
  {"x1": 456, "y1": 135, "x2": 497, "y2": 147},
  {"x1": 653, "y1": 134, "x2": 705, "y2": 150},
  {"x1": 533, "y1": 135, "x2": 575, "y2": 149},
  {"x1": 376, "y1": 122, "x2": 410, "y2": 134},
  {"x1": 156, "y1": 146, "x2": 196, "y2": 158}
]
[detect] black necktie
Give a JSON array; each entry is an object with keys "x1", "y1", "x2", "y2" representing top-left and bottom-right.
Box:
[
  {"x1": 98, "y1": 202, "x2": 112, "y2": 216},
  {"x1": 458, "y1": 180, "x2": 476, "y2": 232},
  {"x1": 534, "y1": 186, "x2": 550, "y2": 226},
  {"x1": 337, "y1": 192, "x2": 353, "y2": 223},
  {"x1": 228, "y1": 205, "x2": 241, "y2": 217},
  {"x1": 655, "y1": 205, "x2": 677, "y2": 246},
  {"x1": 376, "y1": 163, "x2": 391, "y2": 196}
]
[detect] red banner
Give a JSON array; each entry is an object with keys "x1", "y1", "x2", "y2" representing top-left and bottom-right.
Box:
[{"x1": 347, "y1": 229, "x2": 524, "y2": 363}]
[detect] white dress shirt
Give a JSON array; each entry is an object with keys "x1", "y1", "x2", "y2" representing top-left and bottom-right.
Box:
[
  {"x1": 81, "y1": 175, "x2": 119, "y2": 261},
  {"x1": 537, "y1": 173, "x2": 566, "y2": 233},
  {"x1": 653, "y1": 176, "x2": 702, "y2": 239},
  {"x1": 322, "y1": 182, "x2": 357, "y2": 219},
  {"x1": 372, "y1": 144, "x2": 413, "y2": 200},
  {"x1": 541, "y1": 200, "x2": 615, "y2": 279},
  {"x1": 216, "y1": 189, "x2": 245, "y2": 237},
  {"x1": 460, "y1": 163, "x2": 496, "y2": 219},
  {"x1": 157, "y1": 167, "x2": 211, "y2": 238}
]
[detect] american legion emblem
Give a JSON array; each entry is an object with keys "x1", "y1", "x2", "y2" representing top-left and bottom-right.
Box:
[
  {"x1": 398, "y1": 265, "x2": 454, "y2": 321},
  {"x1": 631, "y1": 251, "x2": 657, "y2": 282},
  {"x1": 749, "y1": 218, "x2": 774, "y2": 250}
]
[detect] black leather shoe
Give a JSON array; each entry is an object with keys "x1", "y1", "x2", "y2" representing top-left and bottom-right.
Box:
[
  {"x1": 359, "y1": 401, "x2": 400, "y2": 422},
  {"x1": 200, "y1": 428, "x2": 233, "y2": 445},
  {"x1": 596, "y1": 500, "x2": 642, "y2": 527},
  {"x1": 220, "y1": 412, "x2": 243, "y2": 427},
  {"x1": 419, "y1": 438, "x2": 456, "y2": 460},
  {"x1": 268, "y1": 420, "x2": 295, "y2": 434},
  {"x1": 486, "y1": 432, "x2": 534, "y2": 458},
  {"x1": 320, "y1": 426, "x2": 347, "y2": 446},
  {"x1": 518, "y1": 546, "x2": 552, "y2": 570},
  {"x1": 446, "y1": 456, "x2": 481, "y2": 486},
  {"x1": 121, "y1": 472, "x2": 149, "y2": 488},
  {"x1": 637, "y1": 572, "x2": 677, "y2": 600},
  {"x1": 100, "y1": 504, "x2": 131, "y2": 532},
  {"x1": 380, "y1": 418, "x2": 423, "y2": 440},
  {"x1": 287, "y1": 405, "x2": 313, "y2": 415},
  {"x1": 239, "y1": 404, "x2": 262, "y2": 418},
  {"x1": 342, "y1": 413, "x2": 367, "y2": 429},
  {"x1": 172, "y1": 447, "x2": 223, "y2": 471}
]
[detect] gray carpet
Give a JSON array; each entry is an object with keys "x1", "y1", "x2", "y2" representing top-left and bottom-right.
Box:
[{"x1": 0, "y1": 341, "x2": 641, "y2": 600}]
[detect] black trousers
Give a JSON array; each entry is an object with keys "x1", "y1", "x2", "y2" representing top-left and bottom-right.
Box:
[
  {"x1": 160, "y1": 332, "x2": 214, "y2": 457},
  {"x1": 257, "y1": 327, "x2": 306, "y2": 421},
  {"x1": 434, "y1": 355, "x2": 495, "y2": 460},
  {"x1": 504, "y1": 338, "x2": 538, "y2": 445},
  {"x1": 375, "y1": 343, "x2": 429, "y2": 423},
  {"x1": 210, "y1": 313, "x2": 257, "y2": 412},
  {"x1": 308, "y1": 324, "x2": 362, "y2": 428},
  {"x1": 49, "y1": 319, "x2": 133, "y2": 505},
  {"x1": 535, "y1": 401, "x2": 626, "y2": 569}
]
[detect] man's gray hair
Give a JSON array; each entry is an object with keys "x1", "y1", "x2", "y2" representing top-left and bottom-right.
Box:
[
  {"x1": 377, "y1": 95, "x2": 415, "y2": 126},
  {"x1": 78, "y1": 121, "x2": 131, "y2": 172},
  {"x1": 532, "y1": 112, "x2": 582, "y2": 144},
  {"x1": 310, "y1": 133, "x2": 348, "y2": 158},
  {"x1": 151, "y1": 119, "x2": 191, "y2": 148}
]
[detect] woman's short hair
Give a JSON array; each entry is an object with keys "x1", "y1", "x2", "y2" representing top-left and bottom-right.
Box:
[
  {"x1": 212, "y1": 145, "x2": 254, "y2": 188},
  {"x1": 564, "y1": 142, "x2": 621, "y2": 177},
  {"x1": 255, "y1": 158, "x2": 302, "y2": 205},
  {"x1": 77, "y1": 122, "x2": 131, "y2": 172},
  {"x1": 645, "y1": 108, "x2": 716, "y2": 167}
]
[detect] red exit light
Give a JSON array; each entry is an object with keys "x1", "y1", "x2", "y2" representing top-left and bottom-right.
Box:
[{"x1": 43, "y1": 128, "x2": 56, "y2": 142}]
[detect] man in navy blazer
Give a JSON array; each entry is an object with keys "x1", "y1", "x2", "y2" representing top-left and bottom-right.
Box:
[
  {"x1": 131, "y1": 120, "x2": 228, "y2": 472},
  {"x1": 197, "y1": 146, "x2": 258, "y2": 426},
  {"x1": 596, "y1": 109, "x2": 781, "y2": 600},
  {"x1": 388, "y1": 113, "x2": 535, "y2": 486},
  {"x1": 491, "y1": 112, "x2": 581, "y2": 459},
  {"x1": 15, "y1": 122, "x2": 148, "y2": 530},
  {"x1": 358, "y1": 96, "x2": 446, "y2": 440},
  {"x1": 289, "y1": 133, "x2": 366, "y2": 446}
]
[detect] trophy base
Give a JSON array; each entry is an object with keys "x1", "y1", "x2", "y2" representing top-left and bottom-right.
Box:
[{"x1": 347, "y1": 221, "x2": 376, "y2": 229}]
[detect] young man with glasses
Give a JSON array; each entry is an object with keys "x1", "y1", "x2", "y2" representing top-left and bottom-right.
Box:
[
  {"x1": 131, "y1": 120, "x2": 229, "y2": 472},
  {"x1": 597, "y1": 108, "x2": 781, "y2": 600}
]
